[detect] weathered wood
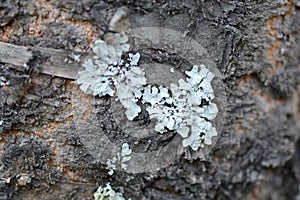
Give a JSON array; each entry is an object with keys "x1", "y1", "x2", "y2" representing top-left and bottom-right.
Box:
[
  {"x1": 35, "y1": 46, "x2": 87, "y2": 79},
  {"x1": 0, "y1": 41, "x2": 89, "y2": 79},
  {"x1": 0, "y1": 42, "x2": 32, "y2": 67}
]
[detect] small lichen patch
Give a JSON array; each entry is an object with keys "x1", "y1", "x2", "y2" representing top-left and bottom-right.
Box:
[
  {"x1": 120, "y1": 143, "x2": 132, "y2": 170},
  {"x1": 106, "y1": 143, "x2": 132, "y2": 175},
  {"x1": 106, "y1": 157, "x2": 117, "y2": 176},
  {"x1": 94, "y1": 183, "x2": 126, "y2": 200},
  {"x1": 0, "y1": 75, "x2": 9, "y2": 86},
  {"x1": 64, "y1": 53, "x2": 81, "y2": 64}
]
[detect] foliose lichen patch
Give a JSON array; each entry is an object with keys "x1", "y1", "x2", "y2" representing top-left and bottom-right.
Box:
[
  {"x1": 106, "y1": 142, "x2": 132, "y2": 175},
  {"x1": 76, "y1": 32, "x2": 219, "y2": 151},
  {"x1": 94, "y1": 182, "x2": 127, "y2": 200}
]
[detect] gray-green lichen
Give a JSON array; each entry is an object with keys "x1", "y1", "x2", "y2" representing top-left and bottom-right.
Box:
[
  {"x1": 76, "y1": 33, "x2": 145, "y2": 120},
  {"x1": 106, "y1": 143, "x2": 132, "y2": 175},
  {"x1": 76, "y1": 33, "x2": 219, "y2": 151},
  {"x1": 94, "y1": 183, "x2": 126, "y2": 200},
  {"x1": 145, "y1": 65, "x2": 218, "y2": 151}
]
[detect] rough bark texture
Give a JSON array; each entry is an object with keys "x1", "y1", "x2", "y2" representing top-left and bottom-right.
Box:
[{"x1": 0, "y1": 0, "x2": 300, "y2": 200}]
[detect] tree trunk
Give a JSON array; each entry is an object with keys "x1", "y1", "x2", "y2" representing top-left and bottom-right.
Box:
[{"x1": 0, "y1": 0, "x2": 299, "y2": 199}]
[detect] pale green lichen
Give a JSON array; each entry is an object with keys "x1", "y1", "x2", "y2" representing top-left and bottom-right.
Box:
[
  {"x1": 145, "y1": 65, "x2": 218, "y2": 151},
  {"x1": 76, "y1": 33, "x2": 146, "y2": 120},
  {"x1": 94, "y1": 183, "x2": 126, "y2": 200},
  {"x1": 76, "y1": 33, "x2": 130, "y2": 96},
  {"x1": 106, "y1": 143, "x2": 132, "y2": 175},
  {"x1": 92, "y1": 34, "x2": 130, "y2": 64},
  {"x1": 114, "y1": 65, "x2": 146, "y2": 120},
  {"x1": 120, "y1": 143, "x2": 132, "y2": 170},
  {"x1": 142, "y1": 85, "x2": 169, "y2": 106},
  {"x1": 106, "y1": 157, "x2": 117, "y2": 176},
  {"x1": 76, "y1": 33, "x2": 219, "y2": 151}
]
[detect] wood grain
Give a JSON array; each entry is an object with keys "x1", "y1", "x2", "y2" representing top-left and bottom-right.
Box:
[{"x1": 0, "y1": 41, "x2": 89, "y2": 80}]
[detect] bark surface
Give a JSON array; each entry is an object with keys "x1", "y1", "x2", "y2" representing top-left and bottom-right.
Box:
[{"x1": 0, "y1": 0, "x2": 300, "y2": 199}]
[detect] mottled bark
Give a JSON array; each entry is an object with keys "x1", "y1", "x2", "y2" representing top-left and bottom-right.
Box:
[{"x1": 0, "y1": 0, "x2": 299, "y2": 200}]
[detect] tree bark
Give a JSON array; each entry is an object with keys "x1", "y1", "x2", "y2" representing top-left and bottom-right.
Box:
[{"x1": 0, "y1": 0, "x2": 299, "y2": 199}]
